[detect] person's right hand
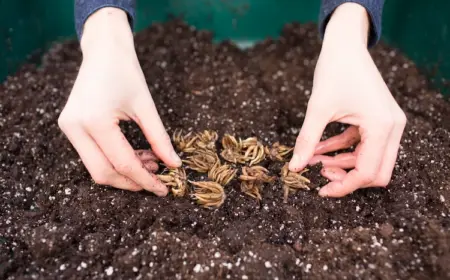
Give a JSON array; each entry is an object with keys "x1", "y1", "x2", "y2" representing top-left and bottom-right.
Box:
[{"x1": 58, "y1": 7, "x2": 181, "y2": 195}]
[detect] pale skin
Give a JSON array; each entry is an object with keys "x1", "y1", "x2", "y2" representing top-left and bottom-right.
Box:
[{"x1": 59, "y1": 3, "x2": 406, "y2": 198}]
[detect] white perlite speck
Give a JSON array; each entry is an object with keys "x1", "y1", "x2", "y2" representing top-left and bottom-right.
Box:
[
  {"x1": 105, "y1": 266, "x2": 114, "y2": 276},
  {"x1": 152, "y1": 245, "x2": 157, "y2": 251},
  {"x1": 59, "y1": 264, "x2": 66, "y2": 271},
  {"x1": 64, "y1": 188, "x2": 71, "y2": 195},
  {"x1": 214, "y1": 252, "x2": 221, "y2": 258},
  {"x1": 440, "y1": 195, "x2": 445, "y2": 202},
  {"x1": 81, "y1": 262, "x2": 87, "y2": 268},
  {"x1": 305, "y1": 264, "x2": 312, "y2": 272},
  {"x1": 264, "y1": 261, "x2": 272, "y2": 268},
  {"x1": 193, "y1": 264, "x2": 202, "y2": 273}
]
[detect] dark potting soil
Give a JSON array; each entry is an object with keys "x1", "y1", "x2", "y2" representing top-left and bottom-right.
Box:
[{"x1": 1, "y1": 20, "x2": 449, "y2": 279}]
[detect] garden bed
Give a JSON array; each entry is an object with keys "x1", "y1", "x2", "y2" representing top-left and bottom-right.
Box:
[{"x1": 0, "y1": 20, "x2": 449, "y2": 279}]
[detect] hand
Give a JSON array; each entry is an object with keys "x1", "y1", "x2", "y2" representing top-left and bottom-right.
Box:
[
  {"x1": 289, "y1": 3, "x2": 407, "y2": 197},
  {"x1": 58, "y1": 8, "x2": 181, "y2": 195}
]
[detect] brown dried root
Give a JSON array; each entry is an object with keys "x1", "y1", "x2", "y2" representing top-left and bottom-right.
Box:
[
  {"x1": 173, "y1": 130, "x2": 198, "y2": 153},
  {"x1": 220, "y1": 135, "x2": 265, "y2": 165},
  {"x1": 195, "y1": 130, "x2": 218, "y2": 151},
  {"x1": 280, "y1": 164, "x2": 310, "y2": 203},
  {"x1": 183, "y1": 149, "x2": 219, "y2": 173},
  {"x1": 265, "y1": 142, "x2": 293, "y2": 161},
  {"x1": 189, "y1": 181, "x2": 225, "y2": 208},
  {"x1": 173, "y1": 129, "x2": 218, "y2": 153},
  {"x1": 242, "y1": 137, "x2": 266, "y2": 166},
  {"x1": 239, "y1": 166, "x2": 275, "y2": 200},
  {"x1": 157, "y1": 168, "x2": 187, "y2": 197},
  {"x1": 220, "y1": 134, "x2": 245, "y2": 164},
  {"x1": 208, "y1": 161, "x2": 237, "y2": 186}
]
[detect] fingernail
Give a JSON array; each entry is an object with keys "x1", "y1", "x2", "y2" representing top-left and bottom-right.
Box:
[{"x1": 171, "y1": 150, "x2": 182, "y2": 165}]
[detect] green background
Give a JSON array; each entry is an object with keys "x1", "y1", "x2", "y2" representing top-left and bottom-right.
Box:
[{"x1": 1, "y1": 0, "x2": 449, "y2": 95}]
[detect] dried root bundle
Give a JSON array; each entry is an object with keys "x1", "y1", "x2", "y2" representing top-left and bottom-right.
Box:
[
  {"x1": 164, "y1": 130, "x2": 312, "y2": 207},
  {"x1": 265, "y1": 142, "x2": 293, "y2": 161},
  {"x1": 173, "y1": 130, "x2": 198, "y2": 153},
  {"x1": 242, "y1": 137, "x2": 266, "y2": 165},
  {"x1": 281, "y1": 164, "x2": 310, "y2": 203},
  {"x1": 190, "y1": 181, "x2": 226, "y2": 208},
  {"x1": 208, "y1": 161, "x2": 237, "y2": 186},
  {"x1": 239, "y1": 166, "x2": 275, "y2": 200},
  {"x1": 183, "y1": 149, "x2": 219, "y2": 173},
  {"x1": 157, "y1": 168, "x2": 188, "y2": 197},
  {"x1": 173, "y1": 129, "x2": 218, "y2": 153},
  {"x1": 220, "y1": 134, "x2": 265, "y2": 165},
  {"x1": 195, "y1": 130, "x2": 218, "y2": 151}
]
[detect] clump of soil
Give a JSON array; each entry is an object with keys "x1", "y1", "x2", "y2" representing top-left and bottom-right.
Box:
[{"x1": 1, "y1": 20, "x2": 449, "y2": 279}]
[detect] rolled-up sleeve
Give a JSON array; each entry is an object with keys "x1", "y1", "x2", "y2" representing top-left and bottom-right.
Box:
[
  {"x1": 319, "y1": 0, "x2": 385, "y2": 47},
  {"x1": 74, "y1": 0, "x2": 136, "y2": 39}
]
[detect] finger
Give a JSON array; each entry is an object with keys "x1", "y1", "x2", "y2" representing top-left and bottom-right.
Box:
[
  {"x1": 136, "y1": 149, "x2": 159, "y2": 162},
  {"x1": 318, "y1": 124, "x2": 391, "y2": 197},
  {"x1": 131, "y1": 94, "x2": 182, "y2": 168},
  {"x1": 320, "y1": 167, "x2": 347, "y2": 181},
  {"x1": 143, "y1": 160, "x2": 159, "y2": 173},
  {"x1": 315, "y1": 126, "x2": 360, "y2": 155},
  {"x1": 59, "y1": 123, "x2": 142, "y2": 191},
  {"x1": 371, "y1": 113, "x2": 407, "y2": 187},
  {"x1": 289, "y1": 98, "x2": 331, "y2": 172},
  {"x1": 309, "y1": 153, "x2": 356, "y2": 169},
  {"x1": 87, "y1": 119, "x2": 168, "y2": 196}
]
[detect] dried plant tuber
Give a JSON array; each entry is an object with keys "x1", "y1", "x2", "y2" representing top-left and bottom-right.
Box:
[
  {"x1": 157, "y1": 168, "x2": 188, "y2": 197},
  {"x1": 222, "y1": 134, "x2": 241, "y2": 150},
  {"x1": 239, "y1": 166, "x2": 275, "y2": 200},
  {"x1": 220, "y1": 135, "x2": 265, "y2": 165},
  {"x1": 190, "y1": 181, "x2": 226, "y2": 208},
  {"x1": 241, "y1": 137, "x2": 266, "y2": 165},
  {"x1": 173, "y1": 129, "x2": 218, "y2": 153},
  {"x1": 239, "y1": 166, "x2": 275, "y2": 183},
  {"x1": 208, "y1": 161, "x2": 237, "y2": 186},
  {"x1": 195, "y1": 130, "x2": 218, "y2": 151},
  {"x1": 220, "y1": 134, "x2": 244, "y2": 164},
  {"x1": 173, "y1": 129, "x2": 198, "y2": 153},
  {"x1": 183, "y1": 149, "x2": 219, "y2": 173},
  {"x1": 265, "y1": 142, "x2": 293, "y2": 161},
  {"x1": 280, "y1": 163, "x2": 310, "y2": 203}
]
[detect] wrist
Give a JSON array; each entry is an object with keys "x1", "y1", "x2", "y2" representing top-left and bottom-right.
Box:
[
  {"x1": 80, "y1": 7, "x2": 135, "y2": 55},
  {"x1": 322, "y1": 3, "x2": 370, "y2": 50}
]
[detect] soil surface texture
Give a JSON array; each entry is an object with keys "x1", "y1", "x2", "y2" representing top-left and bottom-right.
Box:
[{"x1": 1, "y1": 20, "x2": 449, "y2": 279}]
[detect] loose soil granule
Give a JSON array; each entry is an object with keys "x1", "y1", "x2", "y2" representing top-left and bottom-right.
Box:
[{"x1": 1, "y1": 20, "x2": 449, "y2": 279}]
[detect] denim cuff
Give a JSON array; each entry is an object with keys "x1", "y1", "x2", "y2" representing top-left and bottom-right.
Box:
[
  {"x1": 74, "y1": 0, "x2": 136, "y2": 40},
  {"x1": 319, "y1": 0, "x2": 385, "y2": 48}
]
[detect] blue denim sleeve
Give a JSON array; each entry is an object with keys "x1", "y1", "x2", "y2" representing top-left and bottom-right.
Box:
[
  {"x1": 319, "y1": 0, "x2": 385, "y2": 47},
  {"x1": 74, "y1": 0, "x2": 136, "y2": 40}
]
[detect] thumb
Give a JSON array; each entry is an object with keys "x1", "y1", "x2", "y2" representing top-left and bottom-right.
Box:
[
  {"x1": 289, "y1": 99, "x2": 330, "y2": 172},
  {"x1": 132, "y1": 95, "x2": 182, "y2": 168}
]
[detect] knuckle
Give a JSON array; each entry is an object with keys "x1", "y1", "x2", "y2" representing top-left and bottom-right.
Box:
[
  {"x1": 396, "y1": 111, "x2": 407, "y2": 126},
  {"x1": 375, "y1": 172, "x2": 392, "y2": 187},
  {"x1": 91, "y1": 172, "x2": 110, "y2": 185},
  {"x1": 379, "y1": 116, "x2": 395, "y2": 129},
  {"x1": 114, "y1": 162, "x2": 134, "y2": 175},
  {"x1": 296, "y1": 134, "x2": 310, "y2": 146},
  {"x1": 359, "y1": 170, "x2": 377, "y2": 186},
  {"x1": 57, "y1": 111, "x2": 72, "y2": 131},
  {"x1": 377, "y1": 177, "x2": 391, "y2": 188}
]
